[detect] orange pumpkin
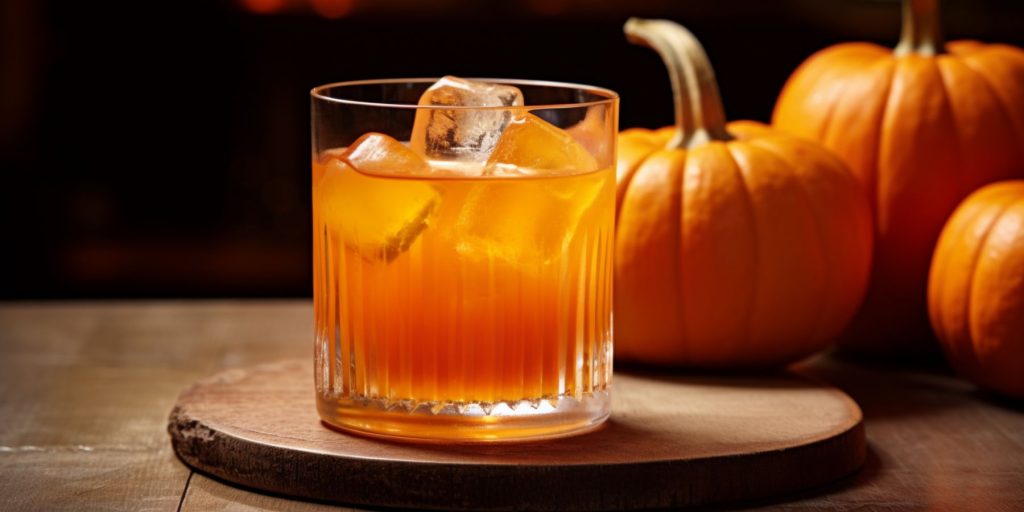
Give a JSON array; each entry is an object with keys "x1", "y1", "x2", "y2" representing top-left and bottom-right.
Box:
[
  {"x1": 773, "y1": 0, "x2": 1024, "y2": 354},
  {"x1": 929, "y1": 181, "x2": 1024, "y2": 398},
  {"x1": 615, "y1": 19, "x2": 873, "y2": 368}
]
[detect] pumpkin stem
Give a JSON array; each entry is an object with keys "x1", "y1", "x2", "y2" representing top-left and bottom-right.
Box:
[
  {"x1": 895, "y1": 0, "x2": 944, "y2": 56},
  {"x1": 624, "y1": 18, "x2": 731, "y2": 150}
]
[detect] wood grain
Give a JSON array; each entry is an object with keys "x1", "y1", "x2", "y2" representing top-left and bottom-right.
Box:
[
  {"x1": 0, "y1": 301, "x2": 308, "y2": 512},
  {"x1": 169, "y1": 359, "x2": 865, "y2": 510},
  {"x1": 181, "y1": 473, "x2": 357, "y2": 512},
  {"x1": 1, "y1": 301, "x2": 1023, "y2": 511}
]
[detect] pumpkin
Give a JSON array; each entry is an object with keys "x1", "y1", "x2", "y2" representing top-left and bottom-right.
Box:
[
  {"x1": 928, "y1": 180, "x2": 1024, "y2": 398},
  {"x1": 773, "y1": 0, "x2": 1024, "y2": 354},
  {"x1": 615, "y1": 19, "x2": 873, "y2": 368}
]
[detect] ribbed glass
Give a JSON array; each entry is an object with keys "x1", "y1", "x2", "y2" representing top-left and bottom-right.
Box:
[{"x1": 311, "y1": 79, "x2": 617, "y2": 442}]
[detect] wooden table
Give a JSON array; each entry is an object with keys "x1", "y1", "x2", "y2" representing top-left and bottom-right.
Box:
[{"x1": 1, "y1": 301, "x2": 1022, "y2": 511}]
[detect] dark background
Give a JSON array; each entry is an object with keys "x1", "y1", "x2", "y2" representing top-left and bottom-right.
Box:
[{"x1": 2, "y1": 0, "x2": 1022, "y2": 299}]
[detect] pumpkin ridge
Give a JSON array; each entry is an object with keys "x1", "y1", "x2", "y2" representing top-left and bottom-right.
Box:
[
  {"x1": 987, "y1": 44, "x2": 1024, "y2": 63},
  {"x1": 945, "y1": 40, "x2": 986, "y2": 56},
  {"x1": 872, "y1": 56, "x2": 929, "y2": 237},
  {"x1": 809, "y1": 63, "x2": 860, "y2": 144},
  {"x1": 875, "y1": 57, "x2": 914, "y2": 238},
  {"x1": 933, "y1": 56, "x2": 969, "y2": 206},
  {"x1": 955, "y1": 52, "x2": 1024, "y2": 165},
  {"x1": 813, "y1": 87, "x2": 846, "y2": 150},
  {"x1": 620, "y1": 149, "x2": 664, "y2": 217},
  {"x1": 825, "y1": 56, "x2": 895, "y2": 219},
  {"x1": 723, "y1": 141, "x2": 759, "y2": 352},
  {"x1": 929, "y1": 181, "x2": 1024, "y2": 398},
  {"x1": 931, "y1": 188, "x2": 1011, "y2": 366},
  {"x1": 614, "y1": 149, "x2": 688, "y2": 360},
  {"x1": 963, "y1": 196, "x2": 1019, "y2": 379},
  {"x1": 820, "y1": 50, "x2": 894, "y2": 143},
  {"x1": 928, "y1": 199, "x2": 972, "y2": 349},
  {"x1": 938, "y1": 54, "x2": 1024, "y2": 178},
  {"x1": 743, "y1": 137, "x2": 833, "y2": 344},
  {"x1": 774, "y1": 47, "x2": 889, "y2": 143},
  {"x1": 675, "y1": 149, "x2": 691, "y2": 360}
]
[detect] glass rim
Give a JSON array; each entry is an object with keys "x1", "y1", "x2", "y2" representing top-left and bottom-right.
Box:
[{"x1": 310, "y1": 77, "x2": 619, "y2": 110}]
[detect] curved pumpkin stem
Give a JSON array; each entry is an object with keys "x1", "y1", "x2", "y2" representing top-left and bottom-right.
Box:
[
  {"x1": 894, "y1": 0, "x2": 944, "y2": 56},
  {"x1": 624, "y1": 18, "x2": 731, "y2": 150}
]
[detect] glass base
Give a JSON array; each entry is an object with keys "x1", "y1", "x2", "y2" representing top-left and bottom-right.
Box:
[{"x1": 317, "y1": 390, "x2": 610, "y2": 443}]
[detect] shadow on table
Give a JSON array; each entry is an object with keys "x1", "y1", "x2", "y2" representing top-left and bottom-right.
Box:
[
  {"x1": 614, "y1": 361, "x2": 820, "y2": 391},
  {"x1": 813, "y1": 348, "x2": 1023, "y2": 415},
  {"x1": 712, "y1": 444, "x2": 886, "y2": 511},
  {"x1": 972, "y1": 388, "x2": 1024, "y2": 413},
  {"x1": 793, "y1": 351, "x2": 971, "y2": 421},
  {"x1": 617, "y1": 351, "x2": 974, "y2": 422}
]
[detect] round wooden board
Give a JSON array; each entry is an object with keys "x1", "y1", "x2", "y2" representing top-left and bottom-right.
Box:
[{"x1": 169, "y1": 359, "x2": 865, "y2": 511}]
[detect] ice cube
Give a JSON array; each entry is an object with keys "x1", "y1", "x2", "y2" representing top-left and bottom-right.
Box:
[
  {"x1": 410, "y1": 76, "x2": 524, "y2": 162},
  {"x1": 343, "y1": 132, "x2": 432, "y2": 176},
  {"x1": 483, "y1": 113, "x2": 599, "y2": 176},
  {"x1": 315, "y1": 134, "x2": 440, "y2": 262},
  {"x1": 455, "y1": 114, "x2": 608, "y2": 262},
  {"x1": 566, "y1": 108, "x2": 612, "y2": 165}
]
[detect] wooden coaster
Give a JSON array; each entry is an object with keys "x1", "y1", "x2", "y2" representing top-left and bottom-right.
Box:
[{"x1": 169, "y1": 359, "x2": 865, "y2": 510}]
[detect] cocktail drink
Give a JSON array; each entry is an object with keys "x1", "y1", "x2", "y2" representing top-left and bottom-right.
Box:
[{"x1": 311, "y1": 78, "x2": 617, "y2": 442}]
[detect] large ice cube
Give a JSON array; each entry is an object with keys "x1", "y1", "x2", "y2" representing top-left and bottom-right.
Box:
[
  {"x1": 484, "y1": 113, "x2": 599, "y2": 176},
  {"x1": 343, "y1": 132, "x2": 432, "y2": 176},
  {"x1": 410, "y1": 76, "x2": 524, "y2": 162},
  {"x1": 455, "y1": 114, "x2": 608, "y2": 261},
  {"x1": 315, "y1": 133, "x2": 440, "y2": 262}
]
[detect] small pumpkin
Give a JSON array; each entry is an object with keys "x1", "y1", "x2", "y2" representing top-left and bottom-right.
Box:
[
  {"x1": 928, "y1": 180, "x2": 1024, "y2": 398},
  {"x1": 615, "y1": 19, "x2": 873, "y2": 368},
  {"x1": 773, "y1": 0, "x2": 1024, "y2": 354}
]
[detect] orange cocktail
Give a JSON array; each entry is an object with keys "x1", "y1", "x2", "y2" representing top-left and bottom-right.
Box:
[{"x1": 311, "y1": 78, "x2": 617, "y2": 442}]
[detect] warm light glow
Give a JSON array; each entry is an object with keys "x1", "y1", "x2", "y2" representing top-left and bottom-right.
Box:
[
  {"x1": 526, "y1": 0, "x2": 568, "y2": 16},
  {"x1": 239, "y1": 0, "x2": 287, "y2": 14},
  {"x1": 311, "y1": 0, "x2": 354, "y2": 18}
]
